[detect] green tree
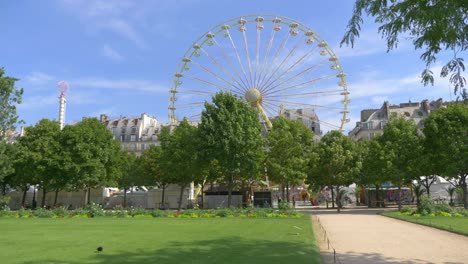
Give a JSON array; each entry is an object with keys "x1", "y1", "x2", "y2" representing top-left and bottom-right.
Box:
[
  {"x1": 0, "y1": 141, "x2": 17, "y2": 186},
  {"x1": 141, "y1": 145, "x2": 172, "y2": 209},
  {"x1": 342, "y1": 0, "x2": 467, "y2": 99},
  {"x1": 423, "y1": 103, "x2": 468, "y2": 208},
  {"x1": 0, "y1": 67, "x2": 23, "y2": 140},
  {"x1": 266, "y1": 117, "x2": 314, "y2": 201},
  {"x1": 14, "y1": 119, "x2": 63, "y2": 207},
  {"x1": 308, "y1": 130, "x2": 360, "y2": 212},
  {"x1": 379, "y1": 115, "x2": 421, "y2": 211},
  {"x1": 199, "y1": 92, "x2": 264, "y2": 207},
  {"x1": 61, "y1": 118, "x2": 121, "y2": 205},
  {"x1": 359, "y1": 138, "x2": 391, "y2": 207},
  {"x1": 164, "y1": 119, "x2": 204, "y2": 210},
  {"x1": 116, "y1": 152, "x2": 145, "y2": 208}
]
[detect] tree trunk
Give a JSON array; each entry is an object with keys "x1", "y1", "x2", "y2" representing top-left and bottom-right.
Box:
[
  {"x1": 397, "y1": 184, "x2": 402, "y2": 211},
  {"x1": 160, "y1": 184, "x2": 166, "y2": 209},
  {"x1": 123, "y1": 187, "x2": 128, "y2": 208},
  {"x1": 41, "y1": 188, "x2": 47, "y2": 208},
  {"x1": 336, "y1": 186, "x2": 341, "y2": 213},
  {"x1": 178, "y1": 184, "x2": 186, "y2": 211},
  {"x1": 53, "y1": 189, "x2": 59, "y2": 207},
  {"x1": 281, "y1": 185, "x2": 285, "y2": 201},
  {"x1": 227, "y1": 176, "x2": 233, "y2": 208},
  {"x1": 462, "y1": 177, "x2": 467, "y2": 209},
  {"x1": 424, "y1": 177, "x2": 431, "y2": 197},
  {"x1": 200, "y1": 182, "x2": 206, "y2": 209},
  {"x1": 331, "y1": 187, "x2": 335, "y2": 208},
  {"x1": 21, "y1": 187, "x2": 28, "y2": 208},
  {"x1": 375, "y1": 185, "x2": 381, "y2": 207},
  {"x1": 286, "y1": 184, "x2": 290, "y2": 203},
  {"x1": 87, "y1": 187, "x2": 91, "y2": 205}
]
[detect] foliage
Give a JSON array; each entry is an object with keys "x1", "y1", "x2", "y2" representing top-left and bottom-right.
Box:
[
  {"x1": 0, "y1": 141, "x2": 17, "y2": 184},
  {"x1": 307, "y1": 130, "x2": 360, "y2": 212},
  {"x1": 33, "y1": 208, "x2": 55, "y2": 218},
  {"x1": 0, "y1": 196, "x2": 10, "y2": 207},
  {"x1": 378, "y1": 115, "x2": 422, "y2": 210},
  {"x1": 52, "y1": 206, "x2": 69, "y2": 218},
  {"x1": 83, "y1": 203, "x2": 105, "y2": 217},
  {"x1": 199, "y1": 92, "x2": 265, "y2": 207},
  {"x1": 266, "y1": 117, "x2": 314, "y2": 191},
  {"x1": 14, "y1": 119, "x2": 63, "y2": 207},
  {"x1": 61, "y1": 118, "x2": 121, "y2": 197},
  {"x1": 0, "y1": 67, "x2": 23, "y2": 140},
  {"x1": 342, "y1": 0, "x2": 467, "y2": 99},
  {"x1": 423, "y1": 103, "x2": 468, "y2": 209},
  {"x1": 17, "y1": 207, "x2": 31, "y2": 218}
]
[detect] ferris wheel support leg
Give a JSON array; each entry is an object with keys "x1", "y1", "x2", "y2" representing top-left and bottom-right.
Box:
[{"x1": 256, "y1": 102, "x2": 273, "y2": 130}]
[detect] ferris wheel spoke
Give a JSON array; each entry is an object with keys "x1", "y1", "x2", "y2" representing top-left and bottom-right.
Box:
[
  {"x1": 266, "y1": 99, "x2": 345, "y2": 110},
  {"x1": 184, "y1": 89, "x2": 215, "y2": 95},
  {"x1": 262, "y1": 101, "x2": 281, "y2": 117},
  {"x1": 213, "y1": 38, "x2": 250, "y2": 91},
  {"x1": 185, "y1": 75, "x2": 231, "y2": 92},
  {"x1": 317, "y1": 119, "x2": 342, "y2": 130},
  {"x1": 265, "y1": 89, "x2": 345, "y2": 98},
  {"x1": 253, "y1": 24, "x2": 261, "y2": 89},
  {"x1": 176, "y1": 102, "x2": 206, "y2": 109},
  {"x1": 257, "y1": 32, "x2": 291, "y2": 90},
  {"x1": 226, "y1": 29, "x2": 251, "y2": 89},
  {"x1": 262, "y1": 60, "x2": 327, "y2": 95},
  {"x1": 190, "y1": 61, "x2": 244, "y2": 93},
  {"x1": 263, "y1": 74, "x2": 335, "y2": 97},
  {"x1": 260, "y1": 45, "x2": 319, "y2": 94},
  {"x1": 199, "y1": 47, "x2": 246, "y2": 94},
  {"x1": 242, "y1": 30, "x2": 254, "y2": 88},
  {"x1": 256, "y1": 20, "x2": 279, "y2": 89},
  {"x1": 259, "y1": 35, "x2": 305, "y2": 93}
]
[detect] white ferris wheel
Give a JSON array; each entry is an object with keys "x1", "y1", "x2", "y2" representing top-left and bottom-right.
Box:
[{"x1": 169, "y1": 14, "x2": 350, "y2": 131}]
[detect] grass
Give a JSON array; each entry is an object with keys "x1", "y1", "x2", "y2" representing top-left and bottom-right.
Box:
[
  {"x1": 382, "y1": 212, "x2": 468, "y2": 236},
  {"x1": 0, "y1": 216, "x2": 320, "y2": 264}
]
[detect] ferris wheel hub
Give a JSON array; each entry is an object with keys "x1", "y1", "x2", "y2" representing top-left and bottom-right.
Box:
[{"x1": 245, "y1": 88, "x2": 262, "y2": 105}]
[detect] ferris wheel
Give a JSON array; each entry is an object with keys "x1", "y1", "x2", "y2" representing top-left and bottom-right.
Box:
[{"x1": 169, "y1": 14, "x2": 350, "y2": 131}]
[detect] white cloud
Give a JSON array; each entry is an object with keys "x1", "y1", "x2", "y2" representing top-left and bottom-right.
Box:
[
  {"x1": 70, "y1": 78, "x2": 168, "y2": 94},
  {"x1": 25, "y1": 72, "x2": 55, "y2": 85},
  {"x1": 102, "y1": 44, "x2": 124, "y2": 61},
  {"x1": 101, "y1": 19, "x2": 147, "y2": 48}
]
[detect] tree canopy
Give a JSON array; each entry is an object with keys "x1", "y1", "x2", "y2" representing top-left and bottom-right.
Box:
[
  {"x1": 342, "y1": 0, "x2": 467, "y2": 99},
  {"x1": 266, "y1": 117, "x2": 314, "y2": 200},
  {"x1": 0, "y1": 67, "x2": 23, "y2": 140},
  {"x1": 423, "y1": 103, "x2": 468, "y2": 208},
  {"x1": 199, "y1": 92, "x2": 264, "y2": 207}
]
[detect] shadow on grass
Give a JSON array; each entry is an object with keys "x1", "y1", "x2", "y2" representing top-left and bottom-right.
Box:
[{"x1": 21, "y1": 237, "x2": 320, "y2": 264}]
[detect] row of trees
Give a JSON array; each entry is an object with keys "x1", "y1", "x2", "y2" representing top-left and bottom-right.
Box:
[{"x1": 1, "y1": 90, "x2": 467, "y2": 210}]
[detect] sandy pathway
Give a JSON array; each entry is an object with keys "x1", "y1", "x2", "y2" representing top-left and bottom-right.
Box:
[{"x1": 304, "y1": 208, "x2": 468, "y2": 264}]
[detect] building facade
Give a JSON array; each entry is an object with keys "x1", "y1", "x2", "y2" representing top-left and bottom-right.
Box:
[
  {"x1": 100, "y1": 113, "x2": 165, "y2": 156},
  {"x1": 278, "y1": 107, "x2": 322, "y2": 142},
  {"x1": 348, "y1": 99, "x2": 444, "y2": 141}
]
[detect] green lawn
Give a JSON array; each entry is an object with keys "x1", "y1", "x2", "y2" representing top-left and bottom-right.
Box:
[
  {"x1": 382, "y1": 212, "x2": 468, "y2": 236},
  {"x1": 0, "y1": 216, "x2": 320, "y2": 264}
]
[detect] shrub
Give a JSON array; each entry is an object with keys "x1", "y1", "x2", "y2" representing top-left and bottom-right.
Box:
[
  {"x1": 133, "y1": 214, "x2": 153, "y2": 218},
  {"x1": 0, "y1": 206, "x2": 12, "y2": 217},
  {"x1": 436, "y1": 211, "x2": 452, "y2": 217},
  {"x1": 278, "y1": 201, "x2": 291, "y2": 210},
  {"x1": 417, "y1": 196, "x2": 435, "y2": 214},
  {"x1": 84, "y1": 203, "x2": 105, "y2": 217},
  {"x1": 401, "y1": 206, "x2": 415, "y2": 213},
  {"x1": 73, "y1": 207, "x2": 88, "y2": 216},
  {"x1": 128, "y1": 207, "x2": 148, "y2": 217},
  {"x1": 18, "y1": 207, "x2": 32, "y2": 218},
  {"x1": 33, "y1": 208, "x2": 54, "y2": 218},
  {"x1": 216, "y1": 209, "x2": 233, "y2": 217},
  {"x1": 52, "y1": 206, "x2": 69, "y2": 218},
  {"x1": 150, "y1": 209, "x2": 166, "y2": 218},
  {"x1": 0, "y1": 196, "x2": 11, "y2": 208},
  {"x1": 434, "y1": 202, "x2": 452, "y2": 214}
]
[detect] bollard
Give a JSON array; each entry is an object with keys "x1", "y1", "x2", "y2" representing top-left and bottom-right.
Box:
[
  {"x1": 327, "y1": 238, "x2": 330, "y2": 249},
  {"x1": 334, "y1": 249, "x2": 336, "y2": 264}
]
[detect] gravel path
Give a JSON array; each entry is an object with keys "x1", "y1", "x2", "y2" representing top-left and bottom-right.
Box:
[{"x1": 303, "y1": 207, "x2": 468, "y2": 264}]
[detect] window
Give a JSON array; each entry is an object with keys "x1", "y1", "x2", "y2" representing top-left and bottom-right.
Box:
[
  {"x1": 131, "y1": 126, "x2": 137, "y2": 134},
  {"x1": 111, "y1": 127, "x2": 117, "y2": 134},
  {"x1": 121, "y1": 127, "x2": 126, "y2": 134},
  {"x1": 142, "y1": 135, "x2": 147, "y2": 141},
  {"x1": 129, "y1": 144, "x2": 136, "y2": 151},
  {"x1": 120, "y1": 135, "x2": 125, "y2": 142},
  {"x1": 151, "y1": 134, "x2": 157, "y2": 141},
  {"x1": 130, "y1": 135, "x2": 136, "y2": 142},
  {"x1": 140, "y1": 144, "x2": 146, "y2": 150}
]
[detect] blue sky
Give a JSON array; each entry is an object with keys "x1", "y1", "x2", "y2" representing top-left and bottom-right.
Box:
[{"x1": 1, "y1": 0, "x2": 456, "y2": 133}]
